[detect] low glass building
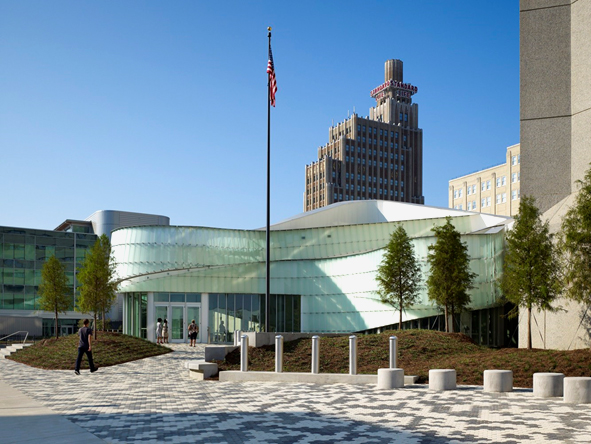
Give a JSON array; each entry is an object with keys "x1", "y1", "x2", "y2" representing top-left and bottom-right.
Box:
[{"x1": 113, "y1": 200, "x2": 514, "y2": 346}]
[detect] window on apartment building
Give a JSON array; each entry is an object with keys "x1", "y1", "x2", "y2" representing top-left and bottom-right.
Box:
[
  {"x1": 496, "y1": 178, "x2": 501, "y2": 187},
  {"x1": 399, "y1": 113, "x2": 403, "y2": 120},
  {"x1": 403, "y1": 135, "x2": 407, "y2": 142},
  {"x1": 454, "y1": 190, "x2": 458, "y2": 199},
  {"x1": 518, "y1": 155, "x2": 520, "y2": 164},
  {"x1": 395, "y1": 132, "x2": 399, "y2": 139},
  {"x1": 362, "y1": 186, "x2": 365, "y2": 192},
  {"x1": 481, "y1": 182, "x2": 486, "y2": 192},
  {"x1": 512, "y1": 190, "x2": 518, "y2": 200},
  {"x1": 502, "y1": 193, "x2": 507, "y2": 203},
  {"x1": 502, "y1": 176, "x2": 506, "y2": 186},
  {"x1": 368, "y1": 126, "x2": 372, "y2": 133},
  {"x1": 363, "y1": 126, "x2": 366, "y2": 132},
  {"x1": 512, "y1": 173, "x2": 517, "y2": 183},
  {"x1": 481, "y1": 198, "x2": 486, "y2": 207},
  {"x1": 485, "y1": 180, "x2": 490, "y2": 190},
  {"x1": 373, "y1": 128, "x2": 377, "y2": 134},
  {"x1": 362, "y1": 137, "x2": 366, "y2": 143},
  {"x1": 512, "y1": 156, "x2": 517, "y2": 165},
  {"x1": 404, "y1": 114, "x2": 408, "y2": 122},
  {"x1": 496, "y1": 194, "x2": 501, "y2": 204},
  {"x1": 487, "y1": 197, "x2": 491, "y2": 206},
  {"x1": 458, "y1": 188, "x2": 462, "y2": 197}
]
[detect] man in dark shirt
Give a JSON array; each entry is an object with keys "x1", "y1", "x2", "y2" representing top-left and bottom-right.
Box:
[{"x1": 75, "y1": 319, "x2": 98, "y2": 375}]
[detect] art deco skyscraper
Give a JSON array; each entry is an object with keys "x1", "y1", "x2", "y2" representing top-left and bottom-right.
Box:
[{"x1": 304, "y1": 59, "x2": 424, "y2": 211}]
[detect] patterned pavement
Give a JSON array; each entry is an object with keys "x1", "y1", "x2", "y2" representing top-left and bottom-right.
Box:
[{"x1": 2, "y1": 343, "x2": 591, "y2": 443}]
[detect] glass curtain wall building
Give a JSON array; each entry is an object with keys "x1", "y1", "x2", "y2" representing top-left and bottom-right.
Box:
[
  {"x1": 112, "y1": 200, "x2": 513, "y2": 346},
  {"x1": 0, "y1": 226, "x2": 97, "y2": 337}
]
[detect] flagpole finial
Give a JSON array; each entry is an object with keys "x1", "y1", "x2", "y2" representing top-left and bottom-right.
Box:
[{"x1": 267, "y1": 27, "x2": 272, "y2": 31}]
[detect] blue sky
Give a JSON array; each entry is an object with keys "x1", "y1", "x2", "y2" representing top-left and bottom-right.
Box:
[{"x1": 0, "y1": 1, "x2": 519, "y2": 230}]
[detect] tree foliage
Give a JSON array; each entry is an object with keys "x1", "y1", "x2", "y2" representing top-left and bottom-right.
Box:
[
  {"x1": 376, "y1": 224, "x2": 422, "y2": 330},
  {"x1": 76, "y1": 234, "x2": 119, "y2": 339},
  {"x1": 560, "y1": 165, "x2": 591, "y2": 306},
  {"x1": 501, "y1": 195, "x2": 559, "y2": 349},
  {"x1": 426, "y1": 217, "x2": 476, "y2": 332},
  {"x1": 38, "y1": 255, "x2": 71, "y2": 339}
]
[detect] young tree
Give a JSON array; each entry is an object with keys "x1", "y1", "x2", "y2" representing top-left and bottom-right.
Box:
[
  {"x1": 76, "y1": 234, "x2": 119, "y2": 339},
  {"x1": 376, "y1": 224, "x2": 422, "y2": 330},
  {"x1": 501, "y1": 196, "x2": 559, "y2": 349},
  {"x1": 560, "y1": 165, "x2": 591, "y2": 306},
  {"x1": 38, "y1": 255, "x2": 71, "y2": 339},
  {"x1": 426, "y1": 217, "x2": 476, "y2": 333}
]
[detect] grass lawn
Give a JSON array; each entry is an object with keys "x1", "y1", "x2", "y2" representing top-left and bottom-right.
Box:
[
  {"x1": 6, "y1": 332, "x2": 171, "y2": 370},
  {"x1": 217, "y1": 330, "x2": 591, "y2": 388}
]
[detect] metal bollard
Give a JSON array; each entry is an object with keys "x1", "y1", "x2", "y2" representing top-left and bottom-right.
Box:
[
  {"x1": 311, "y1": 335, "x2": 320, "y2": 374},
  {"x1": 349, "y1": 335, "x2": 357, "y2": 375},
  {"x1": 389, "y1": 336, "x2": 398, "y2": 369},
  {"x1": 240, "y1": 334, "x2": 248, "y2": 372},
  {"x1": 275, "y1": 335, "x2": 284, "y2": 373}
]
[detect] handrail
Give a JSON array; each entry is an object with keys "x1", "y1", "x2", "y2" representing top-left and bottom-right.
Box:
[{"x1": 0, "y1": 331, "x2": 29, "y2": 344}]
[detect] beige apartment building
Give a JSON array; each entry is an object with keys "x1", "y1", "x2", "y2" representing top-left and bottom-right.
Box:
[
  {"x1": 448, "y1": 144, "x2": 521, "y2": 216},
  {"x1": 304, "y1": 59, "x2": 424, "y2": 211}
]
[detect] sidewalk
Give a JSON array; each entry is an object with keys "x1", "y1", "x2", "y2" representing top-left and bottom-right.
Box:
[
  {"x1": 0, "y1": 380, "x2": 105, "y2": 444},
  {"x1": 2, "y1": 343, "x2": 591, "y2": 443}
]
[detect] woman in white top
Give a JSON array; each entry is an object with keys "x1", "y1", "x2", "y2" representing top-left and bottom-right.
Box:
[{"x1": 156, "y1": 318, "x2": 163, "y2": 344}]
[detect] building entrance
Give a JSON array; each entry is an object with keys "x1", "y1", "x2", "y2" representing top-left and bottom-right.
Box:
[{"x1": 154, "y1": 303, "x2": 201, "y2": 343}]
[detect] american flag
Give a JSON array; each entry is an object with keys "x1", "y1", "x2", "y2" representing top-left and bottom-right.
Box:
[{"x1": 267, "y1": 44, "x2": 277, "y2": 107}]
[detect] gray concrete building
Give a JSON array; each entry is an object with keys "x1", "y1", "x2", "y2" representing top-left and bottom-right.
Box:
[
  {"x1": 520, "y1": 0, "x2": 591, "y2": 349},
  {"x1": 304, "y1": 59, "x2": 424, "y2": 211}
]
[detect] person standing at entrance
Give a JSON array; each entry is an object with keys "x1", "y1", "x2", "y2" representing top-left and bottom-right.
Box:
[
  {"x1": 156, "y1": 318, "x2": 163, "y2": 344},
  {"x1": 75, "y1": 319, "x2": 98, "y2": 375},
  {"x1": 188, "y1": 319, "x2": 198, "y2": 347},
  {"x1": 162, "y1": 319, "x2": 169, "y2": 343}
]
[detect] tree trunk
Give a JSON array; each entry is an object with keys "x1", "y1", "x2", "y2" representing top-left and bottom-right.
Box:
[
  {"x1": 55, "y1": 311, "x2": 59, "y2": 339},
  {"x1": 527, "y1": 306, "x2": 532, "y2": 349},
  {"x1": 399, "y1": 295, "x2": 402, "y2": 330},
  {"x1": 444, "y1": 305, "x2": 449, "y2": 333},
  {"x1": 450, "y1": 303, "x2": 455, "y2": 333},
  {"x1": 94, "y1": 313, "x2": 98, "y2": 340}
]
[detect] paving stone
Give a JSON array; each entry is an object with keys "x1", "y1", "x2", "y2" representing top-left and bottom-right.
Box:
[{"x1": 2, "y1": 343, "x2": 591, "y2": 443}]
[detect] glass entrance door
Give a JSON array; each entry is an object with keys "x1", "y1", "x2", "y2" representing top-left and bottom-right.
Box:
[{"x1": 171, "y1": 305, "x2": 184, "y2": 342}]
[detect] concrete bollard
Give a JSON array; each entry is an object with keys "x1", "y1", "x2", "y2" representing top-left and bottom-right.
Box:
[
  {"x1": 377, "y1": 368, "x2": 404, "y2": 389},
  {"x1": 311, "y1": 335, "x2": 320, "y2": 374},
  {"x1": 429, "y1": 369, "x2": 456, "y2": 390},
  {"x1": 563, "y1": 377, "x2": 591, "y2": 404},
  {"x1": 349, "y1": 335, "x2": 357, "y2": 375},
  {"x1": 389, "y1": 336, "x2": 398, "y2": 369},
  {"x1": 275, "y1": 335, "x2": 283, "y2": 373},
  {"x1": 483, "y1": 370, "x2": 513, "y2": 392},
  {"x1": 533, "y1": 373, "x2": 564, "y2": 398},
  {"x1": 240, "y1": 334, "x2": 248, "y2": 372}
]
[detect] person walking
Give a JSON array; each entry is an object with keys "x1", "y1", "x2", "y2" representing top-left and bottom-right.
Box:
[
  {"x1": 188, "y1": 319, "x2": 198, "y2": 347},
  {"x1": 156, "y1": 318, "x2": 163, "y2": 344},
  {"x1": 162, "y1": 319, "x2": 169, "y2": 344},
  {"x1": 74, "y1": 319, "x2": 98, "y2": 375}
]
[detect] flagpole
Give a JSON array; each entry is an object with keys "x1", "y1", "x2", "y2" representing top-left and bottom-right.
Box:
[{"x1": 265, "y1": 28, "x2": 272, "y2": 333}]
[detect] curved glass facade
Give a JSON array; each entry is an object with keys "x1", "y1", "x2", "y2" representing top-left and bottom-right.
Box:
[{"x1": 112, "y1": 207, "x2": 508, "y2": 340}]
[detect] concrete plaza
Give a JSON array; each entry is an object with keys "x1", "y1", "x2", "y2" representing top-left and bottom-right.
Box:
[{"x1": 1, "y1": 344, "x2": 590, "y2": 443}]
